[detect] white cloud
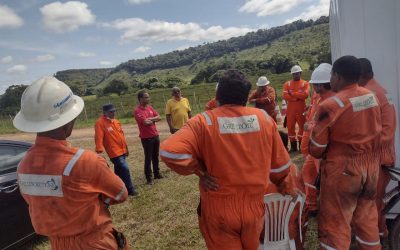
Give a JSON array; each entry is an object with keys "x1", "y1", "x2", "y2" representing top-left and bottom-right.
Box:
[
  {"x1": 128, "y1": 0, "x2": 152, "y2": 5},
  {"x1": 0, "y1": 5, "x2": 24, "y2": 28},
  {"x1": 35, "y1": 54, "x2": 55, "y2": 62},
  {"x1": 102, "y1": 18, "x2": 253, "y2": 43},
  {"x1": 99, "y1": 61, "x2": 113, "y2": 66},
  {"x1": 285, "y1": 0, "x2": 329, "y2": 23},
  {"x1": 1, "y1": 56, "x2": 13, "y2": 63},
  {"x1": 134, "y1": 46, "x2": 151, "y2": 53},
  {"x1": 239, "y1": 0, "x2": 308, "y2": 17},
  {"x1": 79, "y1": 52, "x2": 96, "y2": 57},
  {"x1": 40, "y1": 1, "x2": 95, "y2": 33},
  {"x1": 6, "y1": 64, "x2": 27, "y2": 74}
]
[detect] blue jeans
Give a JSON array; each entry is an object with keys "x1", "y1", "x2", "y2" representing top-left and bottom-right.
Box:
[{"x1": 110, "y1": 154, "x2": 135, "y2": 194}]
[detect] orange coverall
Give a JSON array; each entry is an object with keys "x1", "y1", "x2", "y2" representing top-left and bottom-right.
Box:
[
  {"x1": 17, "y1": 136, "x2": 128, "y2": 249},
  {"x1": 309, "y1": 84, "x2": 382, "y2": 250},
  {"x1": 95, "y1": 115, "x2": 128, "y2": 158},
  {"x1": 205, "y1": 97, "x2": 217, "y2": 110},
  {"x1": 266, "y1": 164, "x2": 306, "y2": 250},
  {"x1": 282, "y1": 80, "x2": 309, "y2": 142},
  {"x1": 364, "y1": 78, "x2": 397, "y2": 237},
  {"x1": 300, "y1": 91, "x2": 334, "y2": 212},
  {"x1": 160, "y1": 105, "x2": 293, "y2": 250},
  {"x1": 248, "y1": 85, "x2": 277, "y2": 121}
]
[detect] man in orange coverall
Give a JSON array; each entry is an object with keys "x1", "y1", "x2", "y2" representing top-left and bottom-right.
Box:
[
  {"x1": 205, "y1": 83, "x2": 218, "y2": 111},
  {"x1": 309, "y1": 56, "x2": 382, "y2": 250},
  {"x1": 13, "y1": 76, "x2": 129, "y2": 250},
  {"x1": 358, "y1": 58, "x2": 397, "y2": 242},
  {"x1": 248, "y1": 76, "x2": 277, "y2": 121},
  {"x1": 95, "y1": 104, "x2": 138, "y2": 196},
  {"x1": 300, "y1": 63, "x2": 335, "y2": 215},
  {"x1": 160, "y1": 69, "x2": 296, "y2": 250},
  {"x1": 282, "y1": 65, "x2": 309, "y2": 152}
]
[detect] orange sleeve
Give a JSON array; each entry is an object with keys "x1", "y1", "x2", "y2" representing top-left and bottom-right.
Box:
[
  {"x1": 248, "y1": 91, "x2": 257, "y2": 103},
  {"x1": 269, "y1": 123, "x2": 294, "y2": 194},
  {"x1": 205, "y1": 98, "x2": 216, "y2": 110},
  {"x1": 308, "y1": 105, "x2": 331, "y2": 159},
  {"x1": 267, "y1": 86, "x2": 276, "y2": 102},
  {"x1": 85, "y1": 152, "x2": 128, "y2": 204},
  {"x1": 94, "y1": 120, "x2": 105, "y2": 153},
  {"x1": 160, "y1": 115, "x2": 203, "y2": 175},
  {"x1": 282, "y1": 82, "x2": 298, "y2": 102},
  {"x1": 291, "y1": 81, "x2": 309, "y2": 100},
  {"x1": 379, "y1": 94, "x2": 397, "y2": 165},
  {"x1": 255, "y1": 87, "x2": 275, "y2": 104}
]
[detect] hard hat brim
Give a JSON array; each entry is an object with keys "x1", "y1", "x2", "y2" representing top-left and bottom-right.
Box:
[
  {"x1": 13, "y1": 95, "x2": 84, "y2": 133},
  {"x1": 309, "y1": 80, "x2": 330, "y2": 84},
  {"x1": 256, "y1": 81, "x2": 270, "y2": 87}
]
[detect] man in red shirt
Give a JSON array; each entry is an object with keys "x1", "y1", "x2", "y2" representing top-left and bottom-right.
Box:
[{"x1": 134, "y1": 90, "x2": 163, "y2": 185}]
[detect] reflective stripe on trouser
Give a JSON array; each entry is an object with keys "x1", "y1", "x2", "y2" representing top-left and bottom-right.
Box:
[
  {"x1": 302, "y1": 156, "x2": 319, "y2": 211},
  {"x1": 199, "y1": 192, "x2": 264, "y2": 250},
  {"x1": 318, "y1": 162, "x2": 380, "y2": 250},
  {"x1": 376, "y1": 166, "x2": 391, "y2": 237},
  {"x1": 287, "y1": 108, "x2": 306, "y2": 142}
]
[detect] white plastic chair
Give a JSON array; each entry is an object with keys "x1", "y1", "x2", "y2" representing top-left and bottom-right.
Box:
[{"x1": 259, "y1": 193, "x2": 305, "y2": 250}]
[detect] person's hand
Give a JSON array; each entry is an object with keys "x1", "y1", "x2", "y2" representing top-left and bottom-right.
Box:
[
  {"x1": 144, "y1": 119, "x2": 153, "y2": 125},
  {"x1": 199, "y1": 172, "x2": 219, "y2": 191}
]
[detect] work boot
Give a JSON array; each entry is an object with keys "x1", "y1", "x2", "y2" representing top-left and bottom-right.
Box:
[
  {"x1": 289, "y1": 141, "x2": 298, "y2": 153},
  {"x1": 154, "y1": 172, "x2": 163, "y2": 179},
  {"x1": 146, "y1": 176, "x2": 153, "y2": 185},
  {"x1": 128, "y1": 190, "x2": 139, "y2": 196}
]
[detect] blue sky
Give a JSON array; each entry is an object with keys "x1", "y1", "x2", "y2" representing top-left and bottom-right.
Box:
[{"x1": 0, "y1": 0, "x2": 329, "y2": 94}]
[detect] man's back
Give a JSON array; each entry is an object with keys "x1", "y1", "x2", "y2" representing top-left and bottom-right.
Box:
[
  {"x1": 161, "y1": 105, "x2": 290, "y2": 195},
  {"x1": 17, "y1": 137, "x2": 127, "y2": 248}
]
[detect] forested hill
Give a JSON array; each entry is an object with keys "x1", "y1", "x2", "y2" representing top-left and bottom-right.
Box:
[
  {"x1": 112, "y1": 17, "x2": 328, "y2": 75},
  {"x1": 54, "y1": 16, "x2": 328, "y2": 91}
]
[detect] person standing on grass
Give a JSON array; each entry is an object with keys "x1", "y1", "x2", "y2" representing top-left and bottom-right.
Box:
[
  {"x1": 248, "y1": 76, "x2": 277, "y2": 121},
  {"x1": 95, "y1": 103, "x2": 138, "y2": 196},
  {"x1": 134, "y1": 90, "x2": 163, "y2": 185},
  {"x1": 14, "y1": 76, "x2": 129, "y2": 249},
  {"x1": 160, "y1": 69, "x2": 296, "y2": 250},
  {"x1": 165, "y1": 86, "x2": 192, "y2": 134}
]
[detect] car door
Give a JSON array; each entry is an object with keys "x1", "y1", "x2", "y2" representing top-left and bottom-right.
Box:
[{"x1": 0, "y1": 140, "x2": 35, "y2": 250}]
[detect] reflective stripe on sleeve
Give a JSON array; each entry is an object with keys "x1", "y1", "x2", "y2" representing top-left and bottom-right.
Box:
[
  {"x1": 63, "y1": 148, "x2": 84, "y2": 176},
  {"x1": 310, "y1": 137, "x2": 327, "y2": 148},
  {"x1": 201, "y1": 112, "x2": 212, "y2": 125},
  {"x1": 260, "y1": 110, "x2": 271, "y2": 123},
  {"x1": 304, "y1": 182, "x2": 317, "y2": 189},
  {"x1": 332, "y1": 96, "x2": 344, "y2": 108},
  {"x1": 320, "y1": 242, "x2": 336, "y2": 250},
  {"x1": 271, "y1": 160, "x2": 291, "y2": 173},
  {"x1": 104, "y1": 197, "x2": 111, "y2": 204},
  {"x1": 160, "y1": 150, "x2": 192, "y2": 160},
  {"x1": 115, "y1": 187, "x2": 126, "y2": 201},
  {"x1": 355, "y1": 236, "x2": 380, "y2": 246}
]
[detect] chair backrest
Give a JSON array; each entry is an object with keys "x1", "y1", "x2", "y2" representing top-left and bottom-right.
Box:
[{"x1": 262, "y1": 193, "x2": 305, "y2": 250}]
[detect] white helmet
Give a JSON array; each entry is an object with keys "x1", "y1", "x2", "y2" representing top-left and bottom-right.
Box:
[
  {"x1": 290, "y1": 65, "x2": 302, "y2": 74},
  {"x1": 309, "y1": 63, "x2": 332, "y2": 84},
  {"x1": 256, "y1": 76, "x2": 270, "y2": 86},
  {"x1": 13, "y1": 76, "x2": 84, "y2": 133}
]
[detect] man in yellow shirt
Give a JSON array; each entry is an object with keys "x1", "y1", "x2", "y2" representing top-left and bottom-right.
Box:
[{"x1": 165, "y1": 86, "x2": 192, "y2": 134}]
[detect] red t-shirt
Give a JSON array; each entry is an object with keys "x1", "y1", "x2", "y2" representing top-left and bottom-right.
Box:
[{"x1": 134, "y1": 105, "x2": 159, "y2": 139}]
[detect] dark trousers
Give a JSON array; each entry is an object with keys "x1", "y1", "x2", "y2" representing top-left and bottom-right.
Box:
[
  {"x1": 110, "y1": 154, "x2": 136, "y2": 194},
  {"x1": 140, "y1": 136, "x2": 160, "y2": 179}
]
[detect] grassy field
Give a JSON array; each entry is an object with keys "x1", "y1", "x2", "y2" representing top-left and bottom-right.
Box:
[{"x1": 9, "y1": 120, "x2": 321, "y2": 250}]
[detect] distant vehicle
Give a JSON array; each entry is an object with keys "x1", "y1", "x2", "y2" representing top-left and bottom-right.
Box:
[{"x1": 0, "y1": 140, "x2": 35, "y2": 249}]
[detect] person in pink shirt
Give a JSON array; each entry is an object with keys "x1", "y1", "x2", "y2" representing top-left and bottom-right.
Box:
[{"x1": 134, "y1": 90, "x2": 163, "y2": 185}]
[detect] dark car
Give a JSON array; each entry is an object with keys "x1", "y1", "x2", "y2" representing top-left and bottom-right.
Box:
[{"x1": 0, "y1": 140, "x2": 35, "y2": 249}]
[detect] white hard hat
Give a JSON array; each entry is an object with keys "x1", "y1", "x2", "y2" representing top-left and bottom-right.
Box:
[
  {"x1": 290, "y1": 65, "x2": 302, "y2": 74},
  {"x1": 256, "y1": 76, "x2": 270, "y2": 86},
  {"x1": 13, "y1": 76, "x2": 84, "y2": 133},
  {"x1": 309, "y1": 63, "x2": 332, "y2": 84}
]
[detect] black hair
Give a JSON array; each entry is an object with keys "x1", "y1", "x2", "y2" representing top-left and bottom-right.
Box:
[
  {"x1": 137, "y1": 90, "x2": 147, "y2": 101},
  {"x1": 332, "y1": 55, "x2": 361, "y2": 83},
  {"x1": 359, "y1": 58, "x2": 374, "y2": 77},
  {"x1": 321, "y1": 82, "x2": 331, "y2": 90},
  {"x1": 216, "y1": 69, "x2": 251, "y2": 106}
]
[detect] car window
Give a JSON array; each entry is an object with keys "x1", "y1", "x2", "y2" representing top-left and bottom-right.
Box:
[{"x1": 0, "y1": 144, "x2": 30, "y2": 174}]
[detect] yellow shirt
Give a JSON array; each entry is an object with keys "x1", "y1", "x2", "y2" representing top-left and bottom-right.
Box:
[{"x1": 165, "y1": 97, "x2": 191, "y2": 129}]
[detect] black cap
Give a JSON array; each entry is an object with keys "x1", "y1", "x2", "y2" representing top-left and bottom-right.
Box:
[{"x1": 102, "y1": 103, "x2": 116, "y2": 112}]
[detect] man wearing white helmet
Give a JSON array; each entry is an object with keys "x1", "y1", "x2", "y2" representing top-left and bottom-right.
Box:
[
  {"x1": 248, "y1": 76, "x2": 277, "y2": 121},
  {"x1": 299, "y1": 63, "x2": 334, "y2": 216},
  {"x1": 14, "y1": 76, "x2": 129, "y2": 249},
  {"x1": 282, "y1": 65, "x2": 309, "y2": 152}
]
